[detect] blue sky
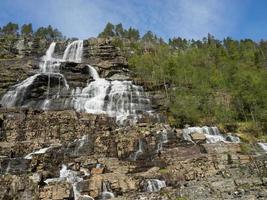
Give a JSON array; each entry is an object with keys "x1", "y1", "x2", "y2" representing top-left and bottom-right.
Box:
[{"x1": 0, "y1": 0, "x2": 267, "y2": 40}]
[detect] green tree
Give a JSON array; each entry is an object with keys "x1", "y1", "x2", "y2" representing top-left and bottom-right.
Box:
[
  {"x1": 126, "y1": 27, "x2": 140, "y2": 41},
  {"x1": 35, "y1": 25, "x2": 63, "y2": 40},
  {"x1": 1, "y1": 22, "x2": 19, "y2": 35},
  {"x1": 115, "y1": 23, "x2": 125, "y2": 37},
  {"x1": 21, "y1": 23, "x2": 33, "y2": 36},
  {"x1": 98, "y1": 22, "x2": 115, "y2": 38}
]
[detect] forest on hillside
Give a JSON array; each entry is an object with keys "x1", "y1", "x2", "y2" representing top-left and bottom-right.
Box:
[
  {"x1": 99, "y1": 23, "x2": 267, "y2": 137},
  {"x1": 1, "y1": 22, "x2": 266, "y2": 137}
]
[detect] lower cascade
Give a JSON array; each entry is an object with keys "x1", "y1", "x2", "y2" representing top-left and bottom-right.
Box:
[
  {"x1": 44, "y1": 165, "x2": 94, "y2": 200},
  {"x1": 258, "y1": 143, "x2": 267, "y2": 153},
  {"x1": 130, "y1": 138, "x2": 144, "y2": 161},
  {"x1": 100, "y1": 181, "x2": 115, "y2": 199},
  {"x1": 145, "y1": 179, "x2": 166, "y2": 192},
  {"x1": 182, "y1": 126, "x2": 241, "y2": 143},
  {"x1": 0, "y1": 41, "x2": 153, "y2": 124}
]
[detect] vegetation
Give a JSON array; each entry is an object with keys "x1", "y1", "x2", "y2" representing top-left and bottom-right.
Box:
[
  {"x1": 0, "y1": 22, "x2": 63, "y2": 40},
  {"x1": 100, "y1": 23, "x2": 267, "y2": 135},
  {"x1": 0, "y1": 21, "x2": 266, "y2": 136}
]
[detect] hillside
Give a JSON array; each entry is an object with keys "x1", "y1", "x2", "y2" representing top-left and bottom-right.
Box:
[{"x1": 0, "y1": 23, "x2": 266, "y2": 200}]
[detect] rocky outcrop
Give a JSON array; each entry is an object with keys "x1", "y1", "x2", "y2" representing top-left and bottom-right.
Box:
[{"x1": 0, "y1": 108, "x2": 266, "y2": 199}]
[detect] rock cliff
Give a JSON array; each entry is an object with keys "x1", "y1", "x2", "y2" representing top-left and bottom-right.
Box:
[{"x1": 0, "y1": 37, "x2": 266, "y2": 200}]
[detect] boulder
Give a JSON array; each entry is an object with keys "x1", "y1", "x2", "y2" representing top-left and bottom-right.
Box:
[
  {"x1": 191, "y1": 132, "x2": 206, "y2": 143},
  {"x1": 40, "y1": 183, "x2": 72, "y2": 200},
  {"x1": 91, "y1": 167, "x2": 104, "y2": 175}
]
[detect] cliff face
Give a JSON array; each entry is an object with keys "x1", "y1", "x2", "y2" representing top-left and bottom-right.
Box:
[
  {"x1": 0, "y1": 109, "x2": 266, "y2": 200},
  {"x1": 0, "y1": 37, "x2": 266, "y2": 200},
  {"x1": 0, "y1": 37, "x2": 128, "y2": 97}
]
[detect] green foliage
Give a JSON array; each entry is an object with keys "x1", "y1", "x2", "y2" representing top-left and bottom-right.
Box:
[
  {"x1": 35, "y1": 25, "x2": 63, "y2": 40},
  {"x1": 1, "y1": 22, "x2": 19, "y2": 35},
  {"x1": 21, "y1": 23, "x2": 33, "y2": 36},
  {"x1": 129, "y1": 34, "x2": 267, "y2": 132},
  {"x1": 240, "y1": 143, "x2": 254, "y2": 154},
  {"x1": 0, "y1": 22, "x2": 63, "y2": 41},
  {"x1": 98, "y1": 22, "x2": 140, "y2": 41},
  {"x1": 98, "y1": 22, "x2": 115, "y2": 38},
  {"x1": 176, "y1": 197, "x2": 188, "y2": 200}
]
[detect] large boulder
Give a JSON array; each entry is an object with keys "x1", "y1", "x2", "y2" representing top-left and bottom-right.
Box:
[{"x1": 191, "y1": 132, "x2": 206, "y2": 143}]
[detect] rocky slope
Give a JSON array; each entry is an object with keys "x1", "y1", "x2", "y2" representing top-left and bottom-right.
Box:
[
  {"x1": 0, "y1": 108, "x2": 266, "y2": 200},
  {"x1": 0, "y1": 36, "x2": 266, "y2": 200}
]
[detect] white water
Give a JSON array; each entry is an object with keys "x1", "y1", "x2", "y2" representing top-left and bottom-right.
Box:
[
  {"x1": 145, "y1": 179, "x2": 166, "y2": 192},
  {"x1": 1, "y1": 74, "x2": 39, "y2": 108},
  {"x1": 1, "y1": 41, "x2": 82, "y2": 109},
  {"x1": 182, "y1": 126, "x2": 241, "y2": 144},
  {"x1": 156, "y1": 130, "x2": 168, "y2": 153},
  {"x1": 73, "y1": 66, "x2": 152, "y2": 124},
  {"x1": 258, "y1": 143, "x2": 267, "y2": 153},
  {"x1": 25, "y1": 147, "x2": 51, "y2": 159},
  {"x1": 101, "y1": 181, "x2": 115, "y2": 199},
  {"x1": 44, "y1": 164, "x2": 94, "y2": 200},
  {"x1": 88, "y1": 65, "x2": 100, "y2": 80},
  {"x1": 40, "y1": 42, "x2": 61, "y2": 73},
  {"x1": 1, "y1": 41, "x2": 152, "y2": 124},
  {"x1": 131, "y1": 139, "x2": 143, "y2": 161},
  {"x1": 63, "y1": 40, "x2": 83, "y2": 63}
]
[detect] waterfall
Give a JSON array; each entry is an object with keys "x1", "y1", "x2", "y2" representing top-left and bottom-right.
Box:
[
  {"x1": 258, "y1": 143, "x2": 267, "y2": 153},
  {"x1": 40, "y1": 42, "x2": 60, "y2": 73},
  {"x1": 1, "y1": 41, "x2": 153, "y2": 124},
  {"x1": 156, "y1": 130, "x2": 168, "y2": 153},
  {"x1": 87, "y1": 65, "x2": 100, "y2": 80},
  {"x1": 63, "y1": 40, "x2": 83, "y2": 63},
  {"x1": 100, "y1": 181, "x2": 115, "y2": 199},
  {"x1": 44, "y1": 164, "x2": 94, "y2": 200},
  {"x1": 0, "y1": 74, "x2": 39, "y2": 108},
  {"x1": 73, "y1": 66, "x2": 152, "y2": 124},
  {"x1": 182, "y1": 126, "x2": 241, "y2": 144},
  {"x1": 24, "y1": 147, "x2": 51, "y2": 159},
  {"x1": 145, "y1": 179, "x2": 166, "y2": 192},
  {"x1": 130, "y1": 139, "x2": 143, "y2": 161}
]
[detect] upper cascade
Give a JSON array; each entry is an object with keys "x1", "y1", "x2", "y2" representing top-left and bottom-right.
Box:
[
  {"x1": 40, "y1": 42, "x2": 59, "y2": 73},
  {"x1": 0, "y1": 41, "x2": 153, "y2": 125},
  {"x1": 63, "y1": 40, "x2": 83, "y2": 63}
]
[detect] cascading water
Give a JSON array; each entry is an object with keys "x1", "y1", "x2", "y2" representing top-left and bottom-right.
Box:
[
  {"x1": 145, "y1": 179, "x2": 166, "y2": 192},
  {"x1": 1, "y1": 40, "x2": 153, "y2": 124},
  {"x1": 0, "y1": 41, "x2": 80, "y2": 109},
  {"x1": 182, "y1": 126, "x2": 241, "y2": 144},
  {"x1": 258, "y1": 143, "x2": 267, "y2": 153},
  {"x1": 156, "y1": 130, "x2": 168, "y2": 153},
  {"x1": 73, "y1": 65, "x2": 152, "y2": 124},
  {"x1": 40, "y1": 42, "x2": 60, "y2": 73},
  {"x1": 1, "y1": 74, "x2": 39, "y2": 108},
  {"x1": 63, "y1": 40, "x2": 83, "y2": 63},
  {"x1": 88, "y1": 64, "x2": 100, "y2": 80},
  {"x1": 129, "y1": 139, "x2": 144, "y2": 161},
  {"x1": 24, "y1": 147, "x2": 51, "y2": 159},
  {"x1": 44, "y1": 165, "x2": 94, "y2": 200},
  {"x1": 100, "y1": 181, "x2": 115, "y2": 200}
]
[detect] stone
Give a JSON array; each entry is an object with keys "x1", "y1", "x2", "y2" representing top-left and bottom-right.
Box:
[
  {"x1": 191, "y1": 132, "x2": 206, "y2": 142},
  {"x1": 108, "y1": 73, "x2": 130, "y2": 81},
  {"x1": 91, "y1": 167, "x2": 104, "y2": 175}
]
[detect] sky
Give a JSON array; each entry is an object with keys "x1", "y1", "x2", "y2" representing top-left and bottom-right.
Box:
[{"x1": 0, "y1": 0, "x2": 267, "y2": 41}]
